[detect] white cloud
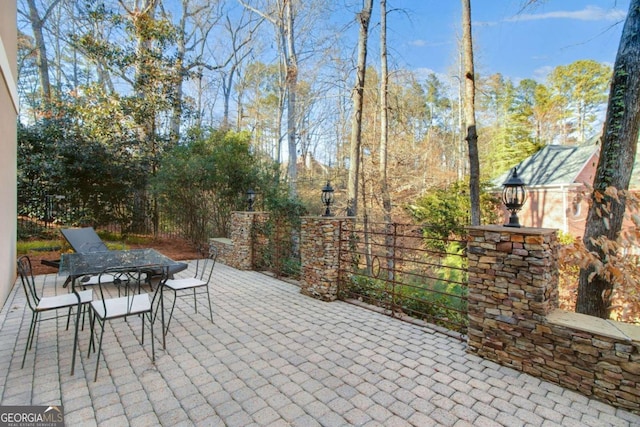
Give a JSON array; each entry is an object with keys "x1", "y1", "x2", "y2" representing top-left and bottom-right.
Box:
[
  {"x1": 533, "y1": 65, "x2": 554, "y2": 82},
  {"x1": 408, "y1": 39, "x2": 450, "y2": 48},
  {"x1": 506, "y1": 5, "x2": 626, "y2": 22}
]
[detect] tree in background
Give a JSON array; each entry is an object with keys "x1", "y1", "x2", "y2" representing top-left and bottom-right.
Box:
[
  {"x1": 151, "y1": 129, "x2": 268, "y2": 241},
  {"x1": 576, "y1": 0, "x2": 640, "y2": 318},
  {"x1": 461, "y1": 0, "x2": 481, "y2": 226},
  {"x1": 407, "y1": 181, "x2": 500, "y2": 251},
  {"x1": 346, "y1": 0, "x2": 374, "y2": 217},
  {"x1": 477, "y1": 74, "x2": 544, "y2": 177},
  {"x1": 547, "y1": 59, "x2": 612, "y2": 143}
]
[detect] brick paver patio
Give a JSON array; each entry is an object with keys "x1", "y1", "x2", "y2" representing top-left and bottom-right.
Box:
[{"x1": 1, "y1": 261, "x2": 639, "y2": 426}]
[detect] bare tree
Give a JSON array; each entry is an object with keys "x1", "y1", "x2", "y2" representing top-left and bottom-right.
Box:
[
  {"x1": 239, "y1": 0, "x2": 299, "y2": 197},
  {"x1": 461, "y1": 0, "x2": 480, "y2": 225},
  {"x1": 162, "y1": 0, "x2": 224, "y2": 142},
  {"x1": 346, "y1": 0, "x2": 374, "y2": 216},
  {"x1": 20, "y1": 0, "x2": 62, "y2": 104},
  {"x1": 218, "y1": 10, "x2": 264, "y2": 129},
  {"x1": 379, "y1": 0, "x2": 395, "y2": 281}
]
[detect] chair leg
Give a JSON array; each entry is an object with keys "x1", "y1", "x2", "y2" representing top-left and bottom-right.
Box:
[
  {"x1": 27, "y1": 312, "x2": 39, "y2": 351},
  {"x1": 193, "y1": 288, "x2": 198, "y2": 314},
  {"x1": 21, "y1": 312, "x2": 38, "y2": 369},
  {"x1": 166, "y1": 289, "x2": 178, "y2": 338},
  {"x1": 65, "y1": 307, "x2": 72, "y2": 330},
  {"x1": 94, "y1": 321, "x2": 106, "y2": 382},
  {"x1": 149, "y1": 312, "x2": 155, "y2": 362},
  {"x1": 87, "y1": 310, "x2": 97, "y2": 356},
  {"x1": 206, "y1": 287, "x2": 213, "y2": 323}
]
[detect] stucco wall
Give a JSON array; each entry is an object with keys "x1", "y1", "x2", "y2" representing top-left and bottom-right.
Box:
[{"x1": 0, "y1": 2, "x2": 17, "y2": 310}]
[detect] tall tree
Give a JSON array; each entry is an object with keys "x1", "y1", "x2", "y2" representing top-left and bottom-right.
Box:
[
  {"x1": 239, "y1": 0, "x2": 300, "y2": 197},
  {"x1": 346, "y1": 0, "x2": 374, "y2": 216},
  {"x1": 461, "y1": 0, "x2": 480, "y2": 225},
  {"x1": 547, "y1": 59, "x2": 612, "y2": 143},
  {"x1": 379, "y1": 0, "x2": 391, "y2": 223},
  {"x1": 379, "y1": 0, "x2": 394, "y2": 280},
  {"x1": 20, "y1": 0, "x2": 62, "y2": 104},
  {"x1": 576, "y1": 0, "x2": 640, "y2": 318}
]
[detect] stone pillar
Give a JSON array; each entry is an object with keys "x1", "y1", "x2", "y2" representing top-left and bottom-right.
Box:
[
  {"x1": 300, "y1": 216, "x2": 353, "y2": 301},
  {"x1": 466, "y1": 225, "x2": 559, "y2": 368},
  {"x1": 225, "y1": 211, "x2": 267, "y2": 270}
]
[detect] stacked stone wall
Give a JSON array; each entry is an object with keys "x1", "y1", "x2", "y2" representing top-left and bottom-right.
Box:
[
  {"x1": 467, "y1": 225, "x2": 640, "y2": 414},
  {"x1": 209, "y1": 211, "x2": 267, "y2": 270},
  {"x1": 299, "y1": 217, "x2": 352, "y2": 301}
]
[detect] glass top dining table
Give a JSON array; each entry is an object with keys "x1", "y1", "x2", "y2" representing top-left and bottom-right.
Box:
[
  {"x1": 59, "y1": 248, "x2": 180, "y2": 376},
  {"x1": 59, "y1": 248, "x2": 181, "y2": 277}
]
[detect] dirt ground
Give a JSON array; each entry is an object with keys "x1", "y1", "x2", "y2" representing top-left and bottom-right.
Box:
[{"x1": 26, "y1": 237, "x2": 202, "y2": 276}]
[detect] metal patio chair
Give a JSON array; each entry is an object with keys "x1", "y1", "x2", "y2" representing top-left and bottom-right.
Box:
[
  {"x1": 17, "y1": 255, "x2": 93, "y2": 369},
  {"x1": 87, "y1": 266, "x2": 167, "y2": 382},
  {"x1": 159, "y1": 246, "x2": 217, "y2": 348}
]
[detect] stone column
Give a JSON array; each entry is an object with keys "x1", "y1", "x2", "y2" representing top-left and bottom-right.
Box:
[
  {"x1": 466, "y1": 225, "x2": 559, "y2": 369},
  {"x1": 299, "y1": 216, "x2": 353, "y2": 301},
  {"x1": 227, "y1": 211, "x2": 267, "y2": 270}
]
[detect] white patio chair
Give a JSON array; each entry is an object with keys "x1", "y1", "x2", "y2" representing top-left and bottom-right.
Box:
[
  {"x1": 17, "y1": 255, "x2": 92, "y2": 369},
  {"x1": 159, "y1": 246, "x2": 217, "y2": 348},
  {"x1": 87, "y1": 266, "x2": 167, "y2": 382}
]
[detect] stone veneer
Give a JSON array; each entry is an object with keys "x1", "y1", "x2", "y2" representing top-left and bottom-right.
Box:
[
  {"x1": 467, "y1": 225, "x2": 640, "y2": 413},
  {"x1": 299, "y1": 216, "x2": 353, "y2": 301},
  {"x1": 209, "y1": 211, "x2": 267, "y2": 270}
]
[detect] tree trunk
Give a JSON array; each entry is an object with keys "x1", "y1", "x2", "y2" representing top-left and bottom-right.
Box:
[
  {"x1": 284, "y1": 0, "x2": 298, "y2": 197},
  {"x1": 461, "y1": 0, "x2": 481, "y2": 225},
  {"x1": 26, "y1": 0, "x2": 60, "y2": 105},
  {"x1": 576, "y1": 0, "x2": 640, "y2": 318},
  {"x1": 347, "y1": 0, "x2": 373, "y2": 216},
  {"x1": 379, "y1": 0, "x2": 394, "y2": 281}
]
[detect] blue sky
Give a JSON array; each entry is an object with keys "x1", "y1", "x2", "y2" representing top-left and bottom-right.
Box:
[{"x1": 383, "y1": 0, "x2": 629, "y2": 81}]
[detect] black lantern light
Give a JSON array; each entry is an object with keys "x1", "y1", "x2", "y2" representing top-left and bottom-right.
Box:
[
  {"x1": 247, "y1": 188, "x2": 256, "y2": 212},
  {"x1": 502, "y1": 167, "x2": 527, "y2": 228},
  {"x1": 321, "y1": 181, "x2": 334, "y2": 217}
]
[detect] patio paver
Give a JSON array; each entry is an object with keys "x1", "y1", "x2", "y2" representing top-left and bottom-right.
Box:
[{"x1": 1, "y1": 262, "x2": 639, "y2": 426}]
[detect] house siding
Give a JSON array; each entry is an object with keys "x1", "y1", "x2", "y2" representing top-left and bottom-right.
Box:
[
  {"x1": 511, "y1": 187, "x2": 589, "y2": 236},
  {"x1": 0, "y1": 0, "x2": 17, "y2": 310}
]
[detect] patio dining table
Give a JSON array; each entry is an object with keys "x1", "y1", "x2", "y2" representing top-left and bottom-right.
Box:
[{"x1": 59, "y1": 248, "x2": 182, "y2": 376}]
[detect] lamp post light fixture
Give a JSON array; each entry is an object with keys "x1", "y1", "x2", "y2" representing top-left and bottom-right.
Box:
[
  {"x1": 247, "y1": 188, "x2": 256, "y2": 212},
  {"x1": 321, "y1": 181, "x2": 335, "y2": 217},
  {"x1": 502, "y1": 167, "x2": 527, "y2": 228}
]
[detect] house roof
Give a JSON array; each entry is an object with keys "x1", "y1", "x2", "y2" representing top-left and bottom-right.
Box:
[{"x1": 494, "y1": 144, "x2": 598, "y2": 189}]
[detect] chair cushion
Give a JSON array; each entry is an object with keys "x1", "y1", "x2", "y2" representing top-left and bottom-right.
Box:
[
  {"x1": 37, "y1": 290, "x2": 93, "y2": 311},
  {"x1": 164, "y1": 277, "x2": 207, "y2": 291},
  {"x1": 91, "y1": 294, "x2": 151, "y2": 319},
  {"x1": 80, "y1": 274, "x2": 118, "y2": 286}
]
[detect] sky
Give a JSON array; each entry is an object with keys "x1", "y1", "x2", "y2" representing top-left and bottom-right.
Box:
[{"x1": 382, "y1": 0, "x2": 630, "y2": 82}]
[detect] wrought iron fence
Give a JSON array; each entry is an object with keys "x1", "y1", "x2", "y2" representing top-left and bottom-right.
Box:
[
  {"x1": 251, "y1": 214, "x2": 302, "y2": 279},
  {"x1": 18, "y1": 195, "x2": 189, "y2": 241},
  {"x1": 337, "y1": 221, "x2": 468, "y2": 337}
]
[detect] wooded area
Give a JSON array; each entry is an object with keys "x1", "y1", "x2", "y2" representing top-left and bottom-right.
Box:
[{"x1": 16, "y1": 0, "x2": 639, "y2": 320}]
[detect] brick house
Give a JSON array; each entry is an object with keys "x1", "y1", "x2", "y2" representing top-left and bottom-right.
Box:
[
  {"x1": 495, "y1": 144, "x2": 599, "y2": 237},
  {"x1": 494, "y1": 142, "x2": 640, "y2": 237}
]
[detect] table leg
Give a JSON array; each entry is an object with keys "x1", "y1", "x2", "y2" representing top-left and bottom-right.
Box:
[
  {"x1": 161, "y1": 284, "x2": 166, "y2": 350},
  {"x1": 70, "y1": 277, "x2": 81, "y2": 376}
]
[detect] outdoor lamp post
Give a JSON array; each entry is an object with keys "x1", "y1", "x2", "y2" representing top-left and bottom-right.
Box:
[
  {"x1": 321, "y1": 182, "x2": 334, "y2": 217},
  {"x1": 502, "y1": 167, "x2": 527, "y2": 228},
  {"x1": 247, "y1": 188, "x2": 256, "y2": 212}
]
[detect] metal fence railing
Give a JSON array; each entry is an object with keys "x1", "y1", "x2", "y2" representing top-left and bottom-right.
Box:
[
  {"x1": 337, "y1": 221, "x2": 468, "y2": 337},
  {"x1": 251, "y1": 215, "x2": 301, "y2": 279},
  {"x1": 18, "y1": 196, "x2": 189, "y2": 242}
]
